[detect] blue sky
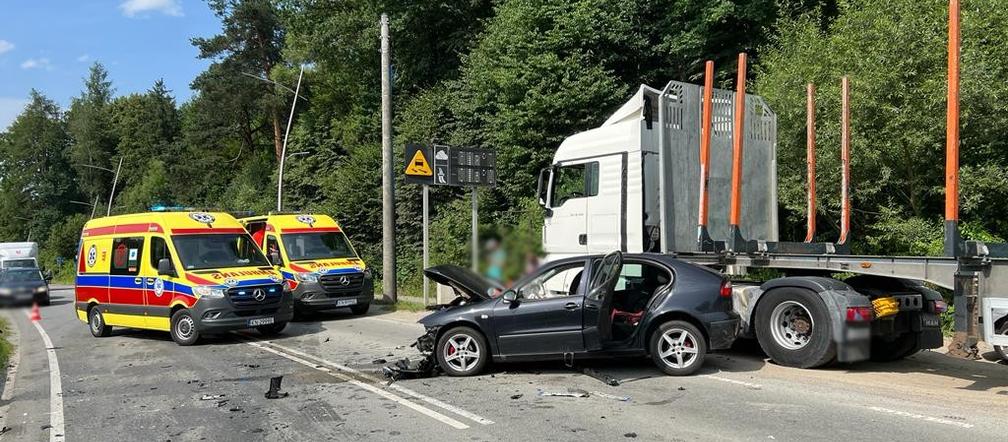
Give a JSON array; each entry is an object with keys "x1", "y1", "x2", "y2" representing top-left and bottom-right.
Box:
[{"x1": 0, "y1": 0, "x2": 223, "y2": 130}]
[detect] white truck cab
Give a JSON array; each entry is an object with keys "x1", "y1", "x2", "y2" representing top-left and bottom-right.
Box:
[{"x1": 0, "y1": 242, "x2": 40, "y2": 269}]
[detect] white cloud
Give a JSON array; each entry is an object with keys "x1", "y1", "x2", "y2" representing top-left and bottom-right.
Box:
[
  {"x1": 0, "y1": 97, "x2": 30, "y2": 132},
  {"x1": 0, "y1": 40, "x2": 13, "y2": 55},
  {"x1": 20, "y1": 58, "x2": 52, "y2": 70},
  {"x1": 120, "y1": 0, "x2": 183, "y2": 17},
  {"x1": 77, "y1": 54, "x2": 90, "y2": 62}
]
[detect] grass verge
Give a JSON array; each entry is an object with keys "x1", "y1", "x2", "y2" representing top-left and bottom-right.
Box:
[{"x1": 0, "y1": 315, "x2": 13, "y2": 367}]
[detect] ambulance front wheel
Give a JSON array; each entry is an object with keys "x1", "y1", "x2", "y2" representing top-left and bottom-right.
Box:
[
  {"x1": 88, "y1": 306, "x2": 112, "y2": 338},
  {"x1": 171, "y1": 309, "x2": 200, "y2": 346}
]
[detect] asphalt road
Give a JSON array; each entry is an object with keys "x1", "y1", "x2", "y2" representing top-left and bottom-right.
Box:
[{"x1": 1, "y1": 287, "x2": 1006, "y2": 441}]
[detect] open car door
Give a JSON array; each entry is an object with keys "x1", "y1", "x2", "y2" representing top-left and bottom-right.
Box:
[{"x1": 582, "y1": 251, "x2": 622, "y2": 351}]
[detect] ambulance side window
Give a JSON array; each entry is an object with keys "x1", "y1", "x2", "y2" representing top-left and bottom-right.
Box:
[
  {"x1": 110, "y1": 237, "x2": 144, "y2": 276},
  {"x1": 149, "y1": 237, "x2": 172, "y2": 270},
  {"x1": 265, "y1": 236, "x2": 283, "y2": 266}
]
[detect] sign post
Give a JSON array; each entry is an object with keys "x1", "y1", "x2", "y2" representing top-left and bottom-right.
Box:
[{"x1": 404, "y1": 143, "x2": 496, "y2": 304}]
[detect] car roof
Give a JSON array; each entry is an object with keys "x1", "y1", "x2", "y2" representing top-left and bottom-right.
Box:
[
  {"x1": 238, "y1": 214, "x2": 342, "y2": 232},
  {"x1": 82, "y1": 211, "x2": 245, "y2": 237}
]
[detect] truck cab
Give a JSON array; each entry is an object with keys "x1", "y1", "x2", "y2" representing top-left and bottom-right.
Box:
[
  {"x1": 0, "y1": 242, "x2": 41, "y2": 269},
  {"x1": 239, "y1": 214, "x2": 373, "y2": 316}
]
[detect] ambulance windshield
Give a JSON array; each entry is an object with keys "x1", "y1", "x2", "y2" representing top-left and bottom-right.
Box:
[
  {"x1": 172, "y1": 234, "x2": 270, "y2": 271},
  {"x1": 282, "y1": 232, "x2": 356, "y2": 261}
]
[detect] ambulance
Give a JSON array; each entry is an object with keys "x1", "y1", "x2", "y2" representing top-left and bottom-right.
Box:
[
  {"x1": 239, "y1": 214, "x2": 372, "y2": 316},
  {"x1": 75, "y1": 211, "x2": 294, "y2": 345}
]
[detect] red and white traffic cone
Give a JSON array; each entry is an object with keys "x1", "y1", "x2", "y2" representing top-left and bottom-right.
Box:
[{"x1": 29, "y1": 302, "x2": 41, "y2": 322}]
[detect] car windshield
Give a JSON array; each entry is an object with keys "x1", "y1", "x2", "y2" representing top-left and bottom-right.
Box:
[
  {"x1": 171, "y1": 234, "x2": 270, "y2": 271},
  {"x1": 282, "y1": 232, "x2": 356, "y2": 261},
  {"x1": 3, "y1": 259, "x2": 37, "y2": 269},
  {"x1": 1, "y1": 269, "x2": 42, "y2": 282}
]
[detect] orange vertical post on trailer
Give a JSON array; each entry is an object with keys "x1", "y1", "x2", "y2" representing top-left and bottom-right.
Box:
[
  {"x1": 838, "y1": 76, "x2": 851, "y2": 246},
  {"x1": 945, "y1": 0, "x2": 961, "y2": 257},
  {"x1": 805, "y1": 83, "x2": 817, "y2": 243},
  {"x1": 698, "y1": 60, "x2": 714, "y2": 227},
  {"x1": 729, "y1": 53, "x2": 747, "y2": 229}
]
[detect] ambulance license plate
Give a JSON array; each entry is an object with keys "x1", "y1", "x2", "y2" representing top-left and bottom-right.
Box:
[
  {"x1": 336, "y1": 298, "x2": 357, "y2": 307},
  {"x1": 248, "y1": 317, "x2": 274, "y2": 327}
]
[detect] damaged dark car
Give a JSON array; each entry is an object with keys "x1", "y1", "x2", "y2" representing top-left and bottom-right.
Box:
[{"x1": 416, "y1": 251, "x2": 739, "y2": 377}]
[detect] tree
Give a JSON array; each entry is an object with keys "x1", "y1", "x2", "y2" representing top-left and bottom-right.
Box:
[{"x1": 66, "y1": 62, "x2": 117, "y2": 202}]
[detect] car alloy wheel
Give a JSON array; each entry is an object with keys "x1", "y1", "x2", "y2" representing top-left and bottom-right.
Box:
[
  {"x1": 657, "y1": 327, "x2": 699, "y2": 369},
  {"x1": 443, "y1": 333, "x2": 480, "y2": 373},
  {"x1": 769, "y1": 300, "x2": 814, "y2": 350}
]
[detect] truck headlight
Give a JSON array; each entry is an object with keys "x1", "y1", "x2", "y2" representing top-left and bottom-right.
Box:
[
  {"x1": 193, "y1": 286, "x2": 226, "y2": 299},
  {"x1": 294, "y1": 272, "x2": 319, "y2": 283}
]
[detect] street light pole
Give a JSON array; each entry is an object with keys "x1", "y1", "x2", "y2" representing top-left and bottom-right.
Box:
[
  {"x1": 277, "y1": 64, "x2": 306, "y2": 212},
  {"x1": 380, "y1": 14, "x2": 397, "y2": 303}
]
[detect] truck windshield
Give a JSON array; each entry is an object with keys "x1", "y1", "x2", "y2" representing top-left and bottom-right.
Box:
[
  {"x1": 1, "y1": 269, "x2": 42, "y2": 282},
  {"x1": 2, "y1": 259, "x2": 37, "y2": 269},
  {"x1": 171, "y1": 234, "x2": 270, "y2": 271},
  {"x1": 282, "y1": 232, "x2": 356, "y2": 261}
]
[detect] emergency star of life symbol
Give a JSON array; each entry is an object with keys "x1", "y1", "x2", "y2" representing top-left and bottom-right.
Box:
[
  {"x1": 296, "y1": 215, "x2": 316, "y2": 226},
  {"x1": 86, "y1": 245, "x2": 97, "y2": 267},
  {"x1": 153, "y1": 278, "x2": 165, "y2": 297},
  {"x1": 224, "y1": 278, "x2": 239, "y2": 287}
]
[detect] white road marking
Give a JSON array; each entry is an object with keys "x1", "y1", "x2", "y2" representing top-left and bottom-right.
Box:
[
  {"x1": 244, "y1": 340, "x2": 472, "y2": 429},
  {"x1": 28, "y1": 312, "x2": 66, "y2": 442},
  {"x1": 257, "y1": 338, "x2": 495, "y2": 426},
  {"x1": 701, "y1": 374, "x2": 763, "y2": 390},
  {"x1": 867, "y1": 406, "x2": 974, "y2": 429}
]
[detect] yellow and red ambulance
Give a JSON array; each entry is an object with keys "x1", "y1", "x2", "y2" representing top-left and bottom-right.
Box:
[
  {"x1": 239, "y1": 214, "x2": 372, "y2": 316},
  {"x1": 75, "y1": 211, "x2": 293, "y2": 345}
]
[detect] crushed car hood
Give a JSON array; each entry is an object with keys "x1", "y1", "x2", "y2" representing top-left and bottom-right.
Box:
[{"x1": 423, "y1": 265, "x2": 502, "y2": 301}]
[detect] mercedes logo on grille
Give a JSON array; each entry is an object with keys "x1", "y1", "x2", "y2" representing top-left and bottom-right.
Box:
[
  {"x1": 253, "y1": 288, "x2": 267, "y2": 302},
  {"x1": 339, "y1": 276, "x2": 350, "y2": 286}
]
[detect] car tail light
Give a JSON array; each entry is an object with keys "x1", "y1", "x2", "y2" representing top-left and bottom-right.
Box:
[
  {"x1": 719, "y1": 280, "x2": 732, "y2": 298},
  {"x1": 846, "y1": 306, "x2": 874, "y2": 322},
  {"x1": 930, "y1": 299, "x2": 948, "y2": 314}
]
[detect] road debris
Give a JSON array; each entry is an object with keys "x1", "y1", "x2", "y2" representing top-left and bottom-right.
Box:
[
  {"x1": 265, "y1": 376, "x2": 289, "y2": 399},
  {"x1": 537, "y1": 388, "x2": 590, "y2": 398},
  {"x1": 510, "y1": 394, "x2": 523, "y2": 400},
  {"x1": 590, "y1": 391, "x2": 631, "y2": 402},
  {"x1": 581, "y1": 367, "x2": 620, "y2": 386},
  {"x1": 200, "y1": 394, "x2": 225, "y2": 401},
  {"x1": 624, "y1": 432, "x2": 638, "y2": 438},
  {"x1": 371, "y1": 358, "x2": 387, "y2": 365},
  {"x1": 382, "y1": 328, "x2": 440, "y2": 383}
]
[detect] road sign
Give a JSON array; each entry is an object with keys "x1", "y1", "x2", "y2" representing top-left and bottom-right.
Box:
[
  {"x1": 404, "y1": 143, "x2": 496, "y2": 187},
  {"x1": 404, "y1": 144, "x2": 434, "y2": 184}
]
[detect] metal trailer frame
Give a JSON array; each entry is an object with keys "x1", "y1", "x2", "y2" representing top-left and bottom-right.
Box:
[{"x1": 657, "y1": 6, "x2": 1008, "y2": 354}]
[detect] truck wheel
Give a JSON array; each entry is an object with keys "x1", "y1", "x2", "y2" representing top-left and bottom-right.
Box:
[
  {"x1": 649, "y1": 320, "x2": 707, "y2": 376},
  {"x1": 170, "y1": 309, "x2": 200, "y2": 346},
  {"x1": 350, "y1": 302, "x2": 370, "y2": 315},
  {"x1": 435, "y1": 326, "x2": 489, "y2": 376},
  {"x1": 88, "y1": 306, "x2": 112, "y2": 338},
  {"x1": 870, "y1": 333, "x2": 920, "y2": 362},
  {"x1": 995, "y1": 320, "x2": 1008, "y2": 362},
  {"x1": 257, "y1": 322, "x2": 287, "y2": 336},
  {"x1": 754, "y1": 288, "x2": 836, "y2": 368}
]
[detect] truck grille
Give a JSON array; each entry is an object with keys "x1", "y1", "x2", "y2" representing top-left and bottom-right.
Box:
[
  {"x1": 319, "y1": 272, "x2": 364, "y2": 294},
  {"x1": 227, "y1": 284, "x2": 283, "y2": 306}
]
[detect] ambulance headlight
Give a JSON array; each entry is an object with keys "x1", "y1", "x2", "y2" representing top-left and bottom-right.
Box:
[
  {"x1": 193, "y1": 286, "x2": 226, "y2": 299},
  {"x1": 294, "y1": 272, "x2": 319, "y2": 283}
]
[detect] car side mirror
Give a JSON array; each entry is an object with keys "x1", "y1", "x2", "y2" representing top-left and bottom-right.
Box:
[
  {"x1": 502, "y1": 290, "x2": 519, "y2": 304},
  {"x1": 157, "y1": 258, "x2": 176, "y2": 277},
  {"x1": 43, "y1": 270, "x2": 53, "y2": 282}
]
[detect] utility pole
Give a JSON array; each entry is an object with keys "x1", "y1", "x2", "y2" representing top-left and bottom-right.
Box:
[
  {"x1": 277, "y1": 64, "x2": 305, "y2": 212},
  {"x1": 380, "y1": 14, "x2": 397, "y2": 303},
  {"x1": 107, "y1": 157, "x2": 123, "y2": 217}
]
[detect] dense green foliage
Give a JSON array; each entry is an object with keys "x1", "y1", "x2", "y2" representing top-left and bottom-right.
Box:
[{"x1": 2, "y1": 0, "x2": 1005, "y2": 292}]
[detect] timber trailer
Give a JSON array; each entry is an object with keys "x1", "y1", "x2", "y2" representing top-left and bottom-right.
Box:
[{"x1": 537, "y1": 1, "x2": 1008, "y2": 367}]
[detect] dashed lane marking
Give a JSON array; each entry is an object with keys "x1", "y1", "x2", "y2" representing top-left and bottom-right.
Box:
[
  {"x1": 701, "y1": 374, "x2": 763, "y2": 390},
  {"x1": 867, "y1": 406, "x2": 974, "y2": 429},
  {"x1": 242, "y1": 338, "x2": 474, "y2": 429}
]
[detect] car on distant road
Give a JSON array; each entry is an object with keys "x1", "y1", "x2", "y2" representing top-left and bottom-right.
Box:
[
  {"x1": 0, "y1": 267, "x2": 50, "y2": 307},
  {"x1": 418, "y1": 251, "x2": 739, "y2": 376}
]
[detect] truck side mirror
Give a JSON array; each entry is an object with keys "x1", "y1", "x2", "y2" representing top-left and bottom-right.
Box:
[
  {"x1": 270, "y1": 250, "x2": 282, "y2": 266},
  {"x1": 157, "y1": 258, "x2": 176, "y2": 277},
  {"x1": 536, "y1": 168, "x2": 550, "y2": 208}
]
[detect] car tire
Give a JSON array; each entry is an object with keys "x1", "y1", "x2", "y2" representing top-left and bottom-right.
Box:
[
  {"x1": 995, "y1": 319, "x2": 1008, "y2": 362},
  {"x1": 88, "y1": 306, "x2": 112, "y2": 338},
  {"x1": 649, "y1": 320, "x2": 707, "y2": 376},
  {"x1": 869, "y1": 332, "x2": 920, "y2": 362},
  {"x1": 257, "y1": 322, "x2": 287, "y2": 336},
  {"x1": 435, "y1": 326, "x2": 489, "y2": 376},
  {"x1": 350, "y1": 302, "x2": 369, "y2": 315},
  {"x1": 170, "y1": 309, "x2": 200, "y2": 346},
  {"x1": 754, "y1": 288, "x2": 836, "y2": 368}
]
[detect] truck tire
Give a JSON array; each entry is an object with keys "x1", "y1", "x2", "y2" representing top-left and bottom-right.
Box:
[
  {"x1": 995, "y1": 319, "x2": 1008, "y2": 363},
  {"x1": 869, "y1": 333, "x2": 919, "y2": 362},
  {"x1": 754, "y1": 288, "x2": 836, "y2": 368},
  {"x1": 170, "y1": 309, "x2": 200, "y2": 346}
]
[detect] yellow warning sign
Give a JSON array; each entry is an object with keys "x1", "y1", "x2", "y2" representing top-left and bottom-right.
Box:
[{"x1": 405, "y1": 149, "x2": 433, "y2": 176}]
